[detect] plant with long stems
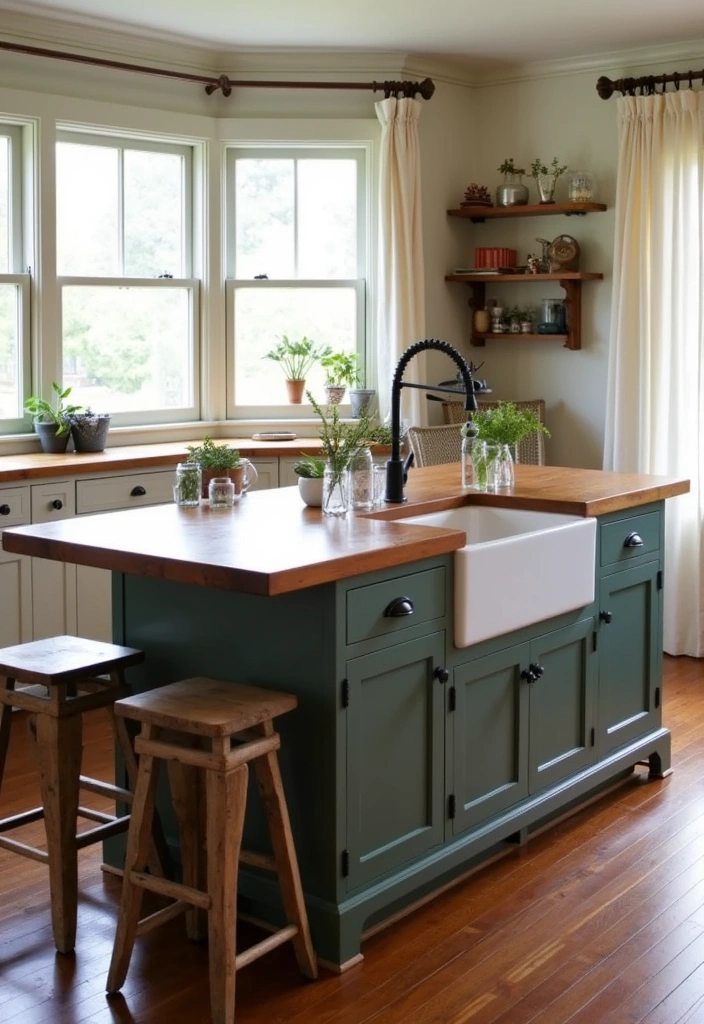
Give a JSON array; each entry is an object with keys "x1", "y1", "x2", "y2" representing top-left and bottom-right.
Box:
[
  {"x1": 264, "y1": 336, "x2": 332, "y2": 381},
  {"x1": 307, "y1": 391, "x2": 373, "y2": 509}
]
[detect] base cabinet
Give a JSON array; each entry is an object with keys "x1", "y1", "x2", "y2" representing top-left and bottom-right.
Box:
[{"x1": 0, "y1": 548, "x2": 32, "y2": 647}]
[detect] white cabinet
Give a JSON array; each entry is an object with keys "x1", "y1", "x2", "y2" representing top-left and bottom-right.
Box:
[
  {"x1": 0, "y1": 486, "x2": 32, "y2": 648},
  {"x1": 248, "y1": 459, "x2": 279, "y2": 490},
  {"x1": 30, "y1": 481, "x2": 77, "y2": 639},
  {"x1": 279, "y1": 458, "x2": 300, "y2": 488}
]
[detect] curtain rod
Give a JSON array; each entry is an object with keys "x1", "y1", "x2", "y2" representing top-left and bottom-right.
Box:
[
  {"x1": 597, "y1": 69, "x2": 704, "y2": 99},
  {"x1": 0, "y1": 39, "x2": 435, "y2": 99}
]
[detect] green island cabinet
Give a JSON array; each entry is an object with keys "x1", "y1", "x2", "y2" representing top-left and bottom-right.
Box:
[{"x1": 112, "y1": 501, "x2": 669, "y2": 969}]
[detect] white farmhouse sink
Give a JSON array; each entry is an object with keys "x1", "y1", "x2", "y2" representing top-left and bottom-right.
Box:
[{"x1": 401, "y1": 506, "x2": 596, "y2": 647}]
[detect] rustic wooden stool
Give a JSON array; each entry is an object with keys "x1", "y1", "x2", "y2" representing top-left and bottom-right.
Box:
[
  {"x1": 106, "y1": 677, "x2": 317, "y2": 1024},
  {"x1": 0, "y1": 635, "x2": 147, "y2": 954}
]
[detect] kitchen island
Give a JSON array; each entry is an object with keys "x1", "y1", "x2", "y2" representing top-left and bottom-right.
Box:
[{"x1": 1, "y1": 464, "x2": 689, "y2": 969}]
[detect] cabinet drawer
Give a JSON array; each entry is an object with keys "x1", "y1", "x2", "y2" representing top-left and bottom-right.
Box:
[
  {"x1": 0, "y1": 486, "x2": 30, "y2": 528},
  {"x1": 600, "y1": 511, "x2": 660, "y2": 568},
  {"x1": 76, "y1": 470, "x2": 175, "y2": 514},
  {"x1": 31, "y1": 481, "x2": 76, "y2": 523},
  {"x1": 346, "y1": 567, "x2": 446, "y2": 645}
]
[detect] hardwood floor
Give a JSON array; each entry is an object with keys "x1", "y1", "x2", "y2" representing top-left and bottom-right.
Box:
[{"x1": 2, "y1": 654, "x2": 704, "y2": 1023}]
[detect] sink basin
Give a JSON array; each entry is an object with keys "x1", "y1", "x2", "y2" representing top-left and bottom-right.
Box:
[{"x1": 401, "y1": 506, "x2": 596, "y2": 647}]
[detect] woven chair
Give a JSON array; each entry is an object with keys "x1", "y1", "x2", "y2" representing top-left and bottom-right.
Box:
[
  {"x1": 407, "y1": 423, "x2": 464, "y2": 468},
  {"x1": 442, "y1": 398, "x2": 547, "y2": 465}
]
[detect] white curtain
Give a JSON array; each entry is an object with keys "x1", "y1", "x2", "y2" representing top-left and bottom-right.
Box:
[
  {"x1": 603, "y1": 91, "x2": 704, "y2": 656},
  {"x1": 375, "y1": 96, "x2": 427, "y2": 426}
]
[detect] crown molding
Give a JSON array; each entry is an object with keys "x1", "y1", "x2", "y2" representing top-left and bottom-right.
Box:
[{"x1": 214, "y1": 49, "x2": 409, "y2": 80}]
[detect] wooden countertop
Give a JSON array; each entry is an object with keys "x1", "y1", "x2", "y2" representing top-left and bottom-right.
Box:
[
  {"x1": 0, "y1": 438, "x2": 327, "y2": 484},
  {"x1": 1, "y1": 463, "x2": 689, "y2": 596}
]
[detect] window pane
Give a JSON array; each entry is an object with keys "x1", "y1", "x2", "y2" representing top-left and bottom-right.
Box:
[
  {"x1": 124, "y1": 149, "x2": 184, "y2": 277},
  {"x1": 0, "y1": 283, "x2": 20, "y2": 418},
  {"x1": 298, "y1": 160, "x2": 357, "y2": 278},
  {"x1": 57, "y1": 143, "x2": 119, "y2": 275},
  {"x1": 235, "y1": 160, "x2": 294, "y2": 279},
  {"x1": 0, "y1": 137, "x2": 9, "y2": 274},
  {"x1": 62, "y1": 286, "x2": 192, "y2": 412},
  {"x1": 233, "y1": 286, "x2": 357, "y2": 405}
]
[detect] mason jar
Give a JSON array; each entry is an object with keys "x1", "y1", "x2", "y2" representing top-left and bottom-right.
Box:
[{"x1": 173, "y1": 462, "x2": 201, "y2": 507}]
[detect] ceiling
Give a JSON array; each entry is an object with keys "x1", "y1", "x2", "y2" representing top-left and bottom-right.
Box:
[{"x1": 4, "y1": 0, "x2": 704, "y2": 65}]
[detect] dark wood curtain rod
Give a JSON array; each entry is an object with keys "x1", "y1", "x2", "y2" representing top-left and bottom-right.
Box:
[
  {"x1": 0, "y1": 39, "x2": 435, "y2": 99},
  {"x1": 597, "y1": 69, "x2": 704, "y2": 99}
]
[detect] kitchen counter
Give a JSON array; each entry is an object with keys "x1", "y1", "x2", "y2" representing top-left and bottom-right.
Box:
[{"x1": 0, "y1": 463, "x2": 689, "y2": 595}]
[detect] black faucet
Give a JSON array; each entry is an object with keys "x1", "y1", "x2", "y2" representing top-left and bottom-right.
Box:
[{"x1": 385, "y1": 338, "x2": 479, "y2": 503}]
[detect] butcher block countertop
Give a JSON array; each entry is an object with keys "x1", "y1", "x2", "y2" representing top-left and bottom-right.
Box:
[{"x1": 1, "y1": 462, "x2": 689, "y2": 597}]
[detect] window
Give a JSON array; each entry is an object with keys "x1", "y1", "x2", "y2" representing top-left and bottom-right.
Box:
[
  {"x1": 225, "y1": 147, "x2": 367, "y2": 418},
  {"x1": 0, "y1": 123, "x2": 30, "y2": 432},
  {"x1": 56, "y1": 131, "x2": 200, "y2": 424}
]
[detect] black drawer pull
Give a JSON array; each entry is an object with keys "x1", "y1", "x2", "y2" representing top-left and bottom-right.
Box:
[
  {"x1": 51, "y1": 499, "x2": 63, "y2": 510},
  {"x1": 624, "y1": 531, "x2": 644, "y2": 548},
  {"x1": 600, "y1": 610, "x2": 613, "y2": 624},
  {"x1": 384, "y1": 596, "x2": 414, "y2": 617},
  {"x1": 0, "y1": 504, "x2": 10, "y2": 516},
  {"x1": 131, "y1": 485, "x2": 147, "y2": 497},
  {"x1": 434, "y1": 667, "x2": 449, "y2": 684}
]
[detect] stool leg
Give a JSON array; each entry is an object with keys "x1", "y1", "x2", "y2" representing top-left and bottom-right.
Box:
[
  {"x1": 107, "y1": 730, "x2": 160, "y2": 994},
  {"x1": 253, "y1": 732, "x2": 317, "y2": 980},
  {"x1": 34, "y1": 710, "x2": 82, "y2": 954},
  {"x1": 0, "y1": 676, "x2": 16, "y2": 799},
  {"x1": 168, "y1": 759, "x2": 207, "y2": 940},
  {"x1": 206, "y1": 761, "x2": 248, "y2": 1024}
]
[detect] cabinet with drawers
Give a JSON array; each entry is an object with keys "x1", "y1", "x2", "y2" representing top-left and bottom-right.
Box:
[{"x1": 0, "y1": 486, "x2": 32, "y2": 648}]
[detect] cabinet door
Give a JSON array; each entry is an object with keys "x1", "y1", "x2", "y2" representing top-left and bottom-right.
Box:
[
  {"x1": 248, "y1": 459, "x2": 279, "y2": 490},
  {"x1": 528, "y1": 617, "x2": 596, "y2": 793},
  {"x1": 346, "y1": 632, "x2": 445, "y2": 888},
  {"x1": 597, "y1": 562, "x2": 661, "y2": 756},
  {"x1": 0, "y1": 547, "x2": 32, "y2": 647},
  {"x1": 452, "y1": 643, "x2": 530, "y2": 835},
  {"x1": 30, "y1": 481, "x2": 77, "y2": 639}
]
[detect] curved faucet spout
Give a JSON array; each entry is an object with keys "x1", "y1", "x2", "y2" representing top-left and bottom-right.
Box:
[{"x1": 385, "y1": 338, "x2": 479, "y2": 503}]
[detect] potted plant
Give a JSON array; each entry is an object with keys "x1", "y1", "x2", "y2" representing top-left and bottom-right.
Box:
[
  {"x1": 496, "y1": 158, "x2": 528, "y2": 207},
  {"x1": 307, "y1": 391, "x2": 373, "y2": 516},
  {"x1": 320, "y1": 350, "x2": 361, "y2": 405},
  {"x1": 185, "y1": 435, "x2": 255, "y2": 498},
  {"x1": 263, "y1": 336, "x2": 332, "y2": 404},
  {"x1": 24, "y1": 382, "x2": 83, "y2": 453},
  {"x1": 468, "y1": 400, "x2": 550, "y2": 465},
  {"x1": 348, "y1": 361, "x2": 377, "y2": 419},
  {"x1": 292, "y1": 454, "x2": 325, "y2": 507},
  {"x1": 68, "y1": 408, "x2": 112, "y2": 453},
  {"x1": 529, "y1": 157, "x2": 568, "y2": 204}
]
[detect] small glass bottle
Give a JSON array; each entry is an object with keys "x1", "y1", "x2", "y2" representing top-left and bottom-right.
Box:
[
  {"x1": 486, "y1": 444, "x2": 514, "y2": 491},
  {"x1": 173, "y1": 462, "x2": 201, "y2": 507},
  {"x1": 349, "y1": 447, "x2": 374, "y2": 511},
  {"x1": 461, "y1": 428, "x2": 487, "y2": 491},
  {"x1": 322, "y1": 461, "x2": 349, "y2": 517},
  {"x1": 208, "y1": 476, "x2": 235, "y2": 507}
]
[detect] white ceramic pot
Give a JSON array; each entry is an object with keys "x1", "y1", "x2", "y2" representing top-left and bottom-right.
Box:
[{"x1": 298, "y1": 475, "x2": 323, "y2": 507}]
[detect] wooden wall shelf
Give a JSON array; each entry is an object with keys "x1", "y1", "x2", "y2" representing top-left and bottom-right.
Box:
[{"x1": 448, "y1": 202, "x2": 607, "y2": 223}]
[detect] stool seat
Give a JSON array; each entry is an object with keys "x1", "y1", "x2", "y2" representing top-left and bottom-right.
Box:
[
  {"x1": 0, "y1": 635, "x2": 158, "y2": 954},
  {"x1": 107, "y1": 677, "x2": 317, "y2": 1024}
]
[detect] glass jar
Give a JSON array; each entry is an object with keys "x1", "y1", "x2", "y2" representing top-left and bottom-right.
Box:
[
  {"x1": 173, "y1": 462, "x2": 201, "y2": 507},
  {"x1": 567, "y1": 170, "x2": 594, "y2": 203},
  {"x1": 485, "y1": 444, "x2": 514, "y2": 491},
  {"x1": 322, "y1": 461, "x2": 349, "y2": 517},
  {"x1": 461, "y1": 437, "x2": 488, "y2": 491},
  {"x1": 349, "y1": 448, "x2": 374, "y2": 510},
  {"x1": 208, "y1": 476, "x2": 235, "y2": 507}
]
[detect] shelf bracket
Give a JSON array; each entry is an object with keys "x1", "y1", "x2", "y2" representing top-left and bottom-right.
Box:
[{"x1": 558, "y1": 279, "x2": 582, "y2": 351}]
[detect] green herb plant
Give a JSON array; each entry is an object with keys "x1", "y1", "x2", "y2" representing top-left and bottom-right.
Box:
[
  {"x1": 176, "y1": 465, "x2": 202, "y2": 505},
  {"x1": 293, "y1": 455, "x2": 326, "y2": 479},
  {"x1": 529, "y1": 157, "x2": 568, "y2": 180},
  {"x1": 24, "y1": 382, "x2": 83, "y2": 436},
  {"x1": 263, "y1": 336, "x2": 332, "y2": 381},
  {"x1": 185, "y1": 435, "x2": 241, "y2": 470},
  {"x1": 465, "y1": 401, "x2": 550, "y2": 447},
  {"x1": 321, "y1": 351, "x2": 362, "y2": 388},
  {"x1": 307, "y1": 391, "x2": 373, "y2": 510},
  {"x1": 498, "y1": 158, "x2": 526, "y2": 176}
]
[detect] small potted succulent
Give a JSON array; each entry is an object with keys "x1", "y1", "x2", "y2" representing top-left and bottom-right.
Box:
[
  {"x1": 320, "y1": 350, "x2": 361, "y2": 405},
  {"x1": 24, "y1": 382, "x2": 83, "y2": 453},
  {"x1": 263, "y1": 336, "x2": 332, "y2": 404},
  {"x1": 68, "y1": 407, "x2": 112, "y2": 453},
  {"x1": 292, "y1": 454, "x2": 325, "y2": 507}
]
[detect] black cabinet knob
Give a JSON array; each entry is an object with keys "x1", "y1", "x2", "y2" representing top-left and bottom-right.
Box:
[
  {"x1": 384, "y1": 596, "x2": 414, "y2": 617},
  {"x1": 51, "y1": 499, "x2": 63, "y2": 510},
  {"x1": 0, "y1": 504, "x2": 10, "y2": 516},
  {"x1": 624, "y1": 532, "x2": 644, "y2": 548},
  {"x1": 600, "y1": 610, "x2": 613, "y2": 624},
  {"x1": 529, "y1": 662, "x2": 544, "y2": 679},
  {"x1": 131, "y1": 485, "x2": 147, "y2": 497},
  {"x1": 434, "y1": 667, "x2": 449, "y2": 684},
  {"x1": 521, "y1": 668, "x2": 536, "y2": 683}
]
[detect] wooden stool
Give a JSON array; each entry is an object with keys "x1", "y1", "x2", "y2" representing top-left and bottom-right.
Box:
[
  {"x1": 0, "y1": 635, "x2": 147, "y2": 954},
  {"x1": 106, "y1": 677, "x2": 317, "y2": 1024}
]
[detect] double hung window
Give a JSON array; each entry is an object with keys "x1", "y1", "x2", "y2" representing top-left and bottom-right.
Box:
[
  {"x1": 225, "y1": 147, "x2": 367, "y2": 418},
  {"x1": 56, "y1": 130, "x2": 199, "y2": 423},
  {"x1": 0, "y1": 123, "x2": 30, "y2": 433}
]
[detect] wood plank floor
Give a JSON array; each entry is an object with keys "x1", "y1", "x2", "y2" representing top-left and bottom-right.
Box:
[{"x1": 2, "y1": 654, "x2": 704, "y2": 1023}]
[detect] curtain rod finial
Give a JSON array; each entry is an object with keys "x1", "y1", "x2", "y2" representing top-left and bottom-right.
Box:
[{"x1": 596, "y1": 76, "x2": 615, "y2": 100}]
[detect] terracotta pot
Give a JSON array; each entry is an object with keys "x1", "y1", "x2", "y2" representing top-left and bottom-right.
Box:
[
  {"x1": 200, "y1": 466, "x2": 244, "y2": 499},
  {"x1": 286, "y1": 379, "x2": 306, "y2": 404}
]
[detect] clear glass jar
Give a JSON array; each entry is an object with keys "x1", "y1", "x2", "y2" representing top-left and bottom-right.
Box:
[
  {"x1": 461, "y1": 437, "x2": 488, "y2": 491},
  {"x1": 208, "y1": 476, "x2": 235, "y2": 507},
  {"x1": 173, "y1": 462, "x2": 201, "y2": 507},
  {"x1": 485, "y1": 444, "x2": 514, "y2": 491},
  {"x1": 322, "y1": 461, "x2": 349, "y2": 517},
  {"x1": 567, "y1": 170, "x2": 594, "y2": 203},
  {"x1": 349, "y1": 448, "x2": 374, "y2": 510}
]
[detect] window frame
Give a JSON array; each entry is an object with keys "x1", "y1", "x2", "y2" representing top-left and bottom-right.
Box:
[
  {"x1": 55, "y1": 128, "x2": 201, "y2": 426},
  {"x1": 0, "y1": 121, "x2": 31, "y2": 435},
  {"x1": 224, "y1": 143, "x2": 370, "y2": 422}
]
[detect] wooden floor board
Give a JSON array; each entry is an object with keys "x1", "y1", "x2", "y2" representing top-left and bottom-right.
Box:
[{"x1": 2, "y1": 656, "x2": 704, "y2": 1023}]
